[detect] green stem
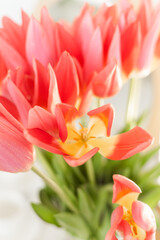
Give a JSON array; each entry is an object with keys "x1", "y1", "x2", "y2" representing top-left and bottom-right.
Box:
[
  {"x1": 35, "y1": 147, "x2": 57, "y2": 181},
  {"x1": 32, "y1": 166, "x2": 78, "y2": 214},
  {"x1": 126, "y1": 78, "x2": 141, "y2": 127},
  {"x1": 85, "y1": 159, "x2": 96, "y2": 185}
]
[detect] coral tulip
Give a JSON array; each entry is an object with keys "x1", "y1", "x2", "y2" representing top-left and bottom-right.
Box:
[
  {"x1": 105, "y1": 174, "x2": 156, "y2": 240},
  {"x1": 25, "y1": 104, "x2": 152, "y2": 167}
]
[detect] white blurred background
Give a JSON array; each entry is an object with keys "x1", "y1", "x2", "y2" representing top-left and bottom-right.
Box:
[{"x1": 0, "y1": 0, "x2": 159, "y2": 239}]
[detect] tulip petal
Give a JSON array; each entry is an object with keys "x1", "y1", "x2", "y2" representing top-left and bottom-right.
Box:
[
  {"x1": 107, "y1": 126, "x2": 153, "y2": 160},
  {"x1": 28, "y1": 106, "x2": 58, "y2": 138},
  {"x1": 0, "y1": 104, "x2": 34, "y2": 172},
  {"x1": 132, "y1": 201, "x2": 156, "y2": 233},
  {"x1": 112, "y1": 175, "x2": 142, "y2": 204},
  {"x1": 88, "y1": 104, "x2": 114, "y2": 137},
  {"x1": 84, "y1": 27, "x2": 103, "y2": 83},
  {"x1": 107, "y1": 27, "x2": 121, "y2": 66},
  {"x1": 138, "y1": 11, "x2": 160, "y2": 70},
  {"x1": 0, "y1": 37, "x2": 28, "y2": 71},
  {"x1": 55, "y1": 52, "x2": 79, "y2": 105},
  {"x1": 55, "y1": 104, "x2": 68, "y2": 142},
  {"x1": 26, "y1": 17, "x2": 52, "y2": 66},
  {"x1": 48, "y1": 64, "x2": 61, "y2": 113},
  {"x1": 0, "y1": 96, "x2": 19, "y2": 120},
  {"x1": 25, "y1": 128, "x2": 63, "y2": 155},
  {"x1": 55, "y1": 23, "x2": 80, "y2": 60},
  {"x1": 7, "y1": 78, "x2": 31, "y2": 127},
  {"x1": 33, "y1": 59, "x2": 50, "y2": 107},
  {"x1": 63, "y1": 147, "x2": 99, "y2": 167},
  {"x1": 92, "y1": 61, "x2": 122, "y2": 98},
  {"x1": 105, "y1": 206, "x2": 123, "y2": 240}
]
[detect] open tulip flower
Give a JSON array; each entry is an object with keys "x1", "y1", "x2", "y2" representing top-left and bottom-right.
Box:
[
  {"x1": 105, "y1": 175, "x2": 156, "y2": 240},
  {"x1": 24, "y1": 103, "x2": 152, "y2": 167}
]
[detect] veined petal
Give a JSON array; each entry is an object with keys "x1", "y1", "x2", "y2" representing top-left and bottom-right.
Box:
[
  {"x1": 105, "y1": 206, "x2": 123, "y2": 240},
  {"x1": 55, "y1": 52, "x2": 80, "y2": 105},
  {"x1": 92, "y1": 61, "x2": 122, "y2": 98},
  {"x1": 112, "y1": 175, "x2": 141, "y2": 209},
  {"x1": 88, "y1": 104, "x2": 114, "y2": 137},
  {"x1": 132, "y1": 201, "x2": 156, "y2": 233},
  {"x1": 0, "y1": 104, "x2": 34, "y2": 172},
  {"x1": 63, "y1": 147, "x2": 99, "y2": 167},
  {"x1": 26, "y1": 17, "x2": 52, "y2": 66}
]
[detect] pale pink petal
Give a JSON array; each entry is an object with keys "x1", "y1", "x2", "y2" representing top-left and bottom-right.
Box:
[
  {"x1": 26, "y1": 17, "x2": 53, "y2": 66},
  {"x1": 0, "y1": 104, "x2": 34, "y2": 172},
  {"x1": 132, "y1": 201, "x2": 156, "y2": 233},
  {"x1": 7, "y1": 77, "x2": 31, "y2": 127},
  {"x1": 138, "y1": 10, "x2": 160, "y2": 70},
  {"x1": 84, "y1": 27, "x2": 103, "y2": 84},
  {"x1": 107, "y1": 26, "x2": 121, "y2": 67},
  {"x1": 112, "y1": 175, "x2": 142, "y2": 204},
  {"x1": 105, "y1": 206, "x2": 123, "y2": 240}
]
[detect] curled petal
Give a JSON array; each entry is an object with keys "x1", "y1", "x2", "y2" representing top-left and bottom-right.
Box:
[
  {"x1": 88, "y1": 104, "x2": 114, "y2": 137},
  {"x1": 112, "y1": 174, "x2": 141, "y2": 204}
]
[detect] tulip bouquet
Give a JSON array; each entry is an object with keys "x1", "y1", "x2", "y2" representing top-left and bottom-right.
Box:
[{"x1": 0, "y1": 0, "x2": 160, "y2": 239}]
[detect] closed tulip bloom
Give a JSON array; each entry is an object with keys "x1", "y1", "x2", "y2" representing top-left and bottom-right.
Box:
[{"x1": 105, "y1": 175, "x2": 156, "y2": 240}]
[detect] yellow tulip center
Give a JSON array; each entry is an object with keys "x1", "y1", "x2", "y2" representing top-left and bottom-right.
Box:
[{"x1": 122, "y1": 209, "x2": 146, "y2": 240}]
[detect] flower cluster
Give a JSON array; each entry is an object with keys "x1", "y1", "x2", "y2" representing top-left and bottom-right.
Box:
[
  {"x1": 0, "y1": 0, "x2": 157, "y2": 172},
  {"x1": 0, "y1": 0, "x2": 159, "y2": 239}
]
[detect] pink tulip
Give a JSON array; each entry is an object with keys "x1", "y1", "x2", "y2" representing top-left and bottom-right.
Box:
[
  {"x1": 0, "y1": 103, "x2": 34, "y2": 172},
  {"x1": 105, "y1": 175, "x2": 156, "y2": 240},
  {"x1": 24, "y1": 104, "x2": 152, "y2": 167},
  {"x1": 0, "y1": 5, "x2": 122, "y2": 106}
]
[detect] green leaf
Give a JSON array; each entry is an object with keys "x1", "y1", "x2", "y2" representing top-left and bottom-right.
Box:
[
  {"x1": 55, "y1": 212, "x2": 91, "y2": 239},
  {"x1": 140, "y1": 187, "x2": 160, "y2": 208},
  {"x1": 31, "y1": 203, "x2": 60, "y2": 226},
  {"x1": 78, "y1": 189, "x2": 95, "y2": 223},
  {"x1": 139, "y1": 146, "x2": 160, "y2": 167}
]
